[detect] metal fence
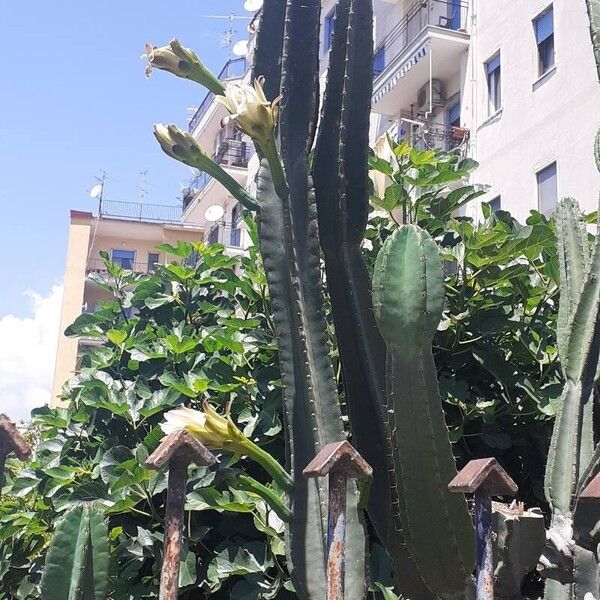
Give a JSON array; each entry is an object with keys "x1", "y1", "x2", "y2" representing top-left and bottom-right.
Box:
[
  {"x1": 99, "y1": 199, "x2": 184, "y2": 224},
  {"x1": 412, "y1": 123, "x2": 469, "y2": 152},
  {"x1": 189, "y1": 58, "x2": 247, "y2": 132},
  {"x1": 374, "y1": 0, "x2": 469, "y2": 81},
  {"x1": 86, "y1": 258, "x2": 154, "y2": 274}
]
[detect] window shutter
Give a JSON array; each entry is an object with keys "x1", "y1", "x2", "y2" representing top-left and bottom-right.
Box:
[
  {"x1": 535, "y1": 8, "x2": 554, "y2": 44},
  {"x1": 448, "y1": 102, "x2": 461, "y2": 125}
]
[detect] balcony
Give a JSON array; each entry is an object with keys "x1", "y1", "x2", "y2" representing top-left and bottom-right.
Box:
[
  {"x1": 408, "y1": 123, "x2": 470, "y2": 152},
  {"x1": 188, "y1": 58, "x2": 247, "y2": 133},
  {"x1": 99, "y1": 199, "x2": 185, "y2": 224},
  {"x1": 183, "y1": 138, "x2": 251, "y2": 210},
  {"x1": 206, "y1": 222, "x2": 246, "y2": 251},
  {"x1": 372, "y1": 0, "x2": 469, "y2": 116},
  {"x1": 86, "y1": 258, "x2": 156, "y2": 274}
]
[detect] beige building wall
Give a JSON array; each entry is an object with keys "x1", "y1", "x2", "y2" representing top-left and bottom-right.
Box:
[
  {"x1": 51, "y1": 214, "x2": 204, "y2": 406},
  {"x1": 51, "y1": 211, "x2": 92, "y2": 403}
]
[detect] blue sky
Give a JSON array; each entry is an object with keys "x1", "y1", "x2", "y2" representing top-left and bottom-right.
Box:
[{"x1": 0, "y1": 0, "x2": 246, "y2": 317}]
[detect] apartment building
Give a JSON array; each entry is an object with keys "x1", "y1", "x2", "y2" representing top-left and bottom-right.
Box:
[
  {"x1": 51, "y1": 203, "x2": 204, "y2": 403},
  {"x1": 357, "y1": 0, "x2": 600, "y2": 221}
]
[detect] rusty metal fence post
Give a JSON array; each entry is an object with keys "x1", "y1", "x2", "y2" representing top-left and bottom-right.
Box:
[
  {"x1": 0, "y1": 414, "x2": 31, "y2": 494},
  {"x1": 303, "y1": 441, "x2": 372, "y2": 600},
  {"x1": 449, "y1": 457, "x2": 518, "y2": 600},
  {"x1": 146, "y1": 430, "x2": 217, "y2": 600}
]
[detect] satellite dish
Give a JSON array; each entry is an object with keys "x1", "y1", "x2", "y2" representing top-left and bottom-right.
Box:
[
  {"x1": 204, "y1": 204, "x2": 225, "y2": 222},
  {"x1": 90, "y1": 184, "x2": 103, "y2": 198},
  {"x1": 232, "y1": 39, "x2": 249, "y2": 57},
  {"x1": 244, "y1": 0, "x2": 263, "y2": 11}
]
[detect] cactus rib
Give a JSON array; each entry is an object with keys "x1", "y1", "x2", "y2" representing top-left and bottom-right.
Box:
[
  {"x1": 257, "y1": 162, "x2": 366, "y2": 599},
  {"x1": 373, "y1": 225, "x2": 474, "y2": 597},
  {"x1": 41, "y1": 503, "x2": 109, "y2": 600}
]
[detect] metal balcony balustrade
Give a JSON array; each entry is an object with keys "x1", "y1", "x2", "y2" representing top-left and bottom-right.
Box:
[
  {"x1": 406, "y1": 122, "x2": 469, "y2": 152},
  {"x1": 86, "y1": 258, "x2": 156, "y2": 274},
  {"x1": 206, "y1": 222, "x2": 244, "y2": 248},
  {"x1": 99, "y1": 199, "x2": 190, "y2": 224},
  {"x1": 373, "y1": 0, "x2": 469, "y2": 80},
  {"x1": 186, "y1": 138, "x2": 251, "y2": 198},
  {"x1": 188, "y1": 58, "x2": 247, "y2": 132}
]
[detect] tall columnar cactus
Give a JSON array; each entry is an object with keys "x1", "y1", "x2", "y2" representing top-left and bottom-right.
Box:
[
  {"x1": 372, "y1": 225, "x2": 475, "y2": 597},
  {"x1": 542, "y1": 198, "x2": 600, "y2": 600},
  {"x1": 40, "y1": 503, "x2": 110, "y2": 600},
  {"x1": 311, "y1": 1, "x2": 430, "y2": 596}
]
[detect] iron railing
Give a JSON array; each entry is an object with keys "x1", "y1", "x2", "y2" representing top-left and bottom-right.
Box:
[
  {"x1": 206, "y1": 222, "x2": 244, "y2": 248},
  {"x1": 373, "y1": 0, "x2": 469, "y2": 81},
  {"x1": 185, "y1": 138, "x2": 251, "y2": 199},
  {"x1": 410, "y1": 123, "x2": 470, "y2": 152},
  {"x1": 99, "y1": 200, "x2": 185, "y2": 224},
  {"x1": 86, "y1": 258, "x2": 155, "y2": 274},
  {"x1": 189, "y1": 58, "x2": 247, "y2": 132}
]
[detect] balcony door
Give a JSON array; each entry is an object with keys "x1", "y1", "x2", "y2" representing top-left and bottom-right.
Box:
[{"x1": 112, "y1": 249, "x2": 135, "y2": 270}]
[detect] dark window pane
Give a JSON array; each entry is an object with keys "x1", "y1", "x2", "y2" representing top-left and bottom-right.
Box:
[
  {"x1": 112, "y1": 249, "x2": 135, "y2": 270},
  {"x1": 537, "y1": 162, "x2": 558, "y2": 216}
]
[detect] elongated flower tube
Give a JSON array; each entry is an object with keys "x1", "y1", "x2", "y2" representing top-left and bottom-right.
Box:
[
  {"x1": 145, "y1": 39, "x2": 225, "y2": 95},
  {"x1": 153, "y1": 124, "x2": 258, "y2": 211},
  {"x1": 161, "y1": 402, "x2": 292, "y2": 491}
]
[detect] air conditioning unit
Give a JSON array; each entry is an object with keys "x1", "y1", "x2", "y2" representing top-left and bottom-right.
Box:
[{"x1": 416, "y1": 79, "x2": 445, "y2": 113}]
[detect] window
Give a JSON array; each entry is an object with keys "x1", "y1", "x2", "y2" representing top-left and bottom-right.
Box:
[
  {"x1": 486, "y1": 54, "x2": 501, "y2": 113},
  {"x1": 112, "y1": 249, "x2": 135, "y2": 270},
  {"x1": 488, "y1": 196, "x2": 502, "y2": 212},
  {"x1": 447, "y1": 101, "x2": 461, "y2": 128},
  {"x1": 148, "y1": 252, "x2": 159, "y2": 272},
  {"x1": 449, "y1": 0, "x2": 462, "y2": 30},
  {"x1": 537, "y1": 162, "x2": 558, "y2": 216},
  {"x1": 373, "y1": 46, "x2": 386, "y2": 79},
  {"x1": 230, "y1": 203, "x2": 242, "y2": 247},
  {"x1": 324, "y1": 8, "x2": 336, "y2": 51},
  {"x1": 534, "y1": 7, "x2": 555, "y2": 76}
]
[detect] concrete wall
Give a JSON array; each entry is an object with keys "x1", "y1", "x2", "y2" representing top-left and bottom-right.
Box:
[{"x1": 51, "y1": 211, "x2": 92, "y2": 405}]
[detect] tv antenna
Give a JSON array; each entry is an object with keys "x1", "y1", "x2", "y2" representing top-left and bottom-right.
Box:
[
  {"x1": 199, "y1": 13, "x2": 253, "y2": 51},
  {"x1": 89, "y1": 170, "x2": 107, "y2": 213},
  {"x1": 137, "y1": 169, "x2": 149, "y2": 203}
]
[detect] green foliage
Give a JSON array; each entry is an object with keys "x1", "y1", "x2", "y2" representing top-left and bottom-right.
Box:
[
  {"x1": 367, "y1": 144, "x2": 562, "y2": 503},
  {"x1": 40, "y1": 503, "x2": 109, "y2": 600},
  {"x1": 0, "y1": 242, "x2": 295, "y2": 599}
]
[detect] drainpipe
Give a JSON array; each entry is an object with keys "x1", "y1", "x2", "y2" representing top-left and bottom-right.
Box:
[{"x1": 424, "y1": 39, "x2": 434, "y2": 122}]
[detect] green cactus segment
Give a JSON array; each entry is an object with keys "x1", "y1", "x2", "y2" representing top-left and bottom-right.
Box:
[
  {"x1": 312, "y1": 3, "x2": 429, "y2": 595},
  {"x1": 595, "y1": 129, "x2": 600, "y2": 173},
  {"x1": 41, "y1": 503, "x2": 109, "y2": 600},
  {"x1": 373, "y1": 225, "x2": 474, "y2": 597},
  {"x1": 373, "y1": 226, "x2": 445, "y2": 352},
  {"x1": 585, "y1": 0, "x2": 600, "y2": 81},
  {"x1": 257, "y1": 162, "x2": 366, "y2": 599},
  {"x1": 555, "y1": 199, "x2": 590, "y2": 357},
  {"x1": 562, "y1": 226, "x2": 600, "y2": 383},
  {"x1": 251, "y1": 0, "x2": 286, "y2": 102}
]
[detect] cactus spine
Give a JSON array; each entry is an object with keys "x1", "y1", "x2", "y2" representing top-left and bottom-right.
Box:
[
  {"x1": 372, "y1": 225, "x2": 475, "y2": 597},
  {"x1": 41, "y1": 503, "x2": 109, "y2": 600}
]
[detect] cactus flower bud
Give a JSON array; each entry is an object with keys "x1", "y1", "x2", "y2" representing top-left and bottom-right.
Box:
[
  {"x1": 145, "y1": 39, "x2": 225, "y2": 95},
  {"x1": 161, "y1": 402, "x2": 292, "y2": 490},
  {"x1": 153, "y1": 123, "x2": 211, "y2": 167},
  {"x1": 215, "y1": 77, "x2": 281, "y2": 150}
]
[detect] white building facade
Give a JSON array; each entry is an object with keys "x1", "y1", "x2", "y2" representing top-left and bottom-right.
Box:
[{"x1": 331, "y1": 0, "x2": 600, "y2": 221}]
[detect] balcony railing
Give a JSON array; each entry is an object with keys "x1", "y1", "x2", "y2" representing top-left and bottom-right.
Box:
[
  {"x1": 189, "y1": 58, "x2": 247, "y2": 132},
  {"x1": 99, "y1": 199, "x2": 185, "y2": 224},
  {"x1": 86, "y1": 258, "x2": 157, "y2": 274},
  {"x1": 373, "y1": 0, "x2": 468, "y2": 81},
  {"x1": 185, "y1": 138, "x2": 251, "y2": 200},
  {"x1": 408, "y1": 123, "x2": 470, "y2": 152},
  {"x1": 207, "y1": 222, "x2": 244, "y2": 248}
]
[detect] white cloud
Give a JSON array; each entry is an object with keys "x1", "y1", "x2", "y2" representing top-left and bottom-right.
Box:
[{"x1": 0, "y1": 285, "x2": 63, "y2": 423}]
